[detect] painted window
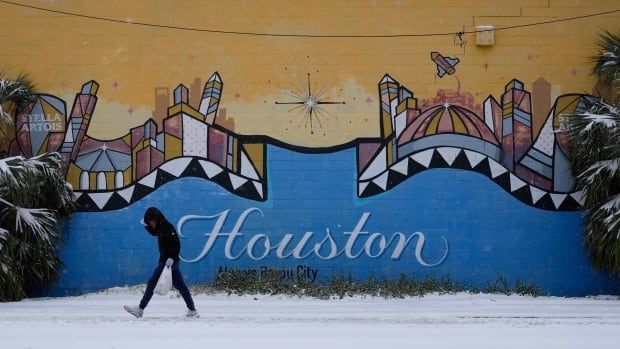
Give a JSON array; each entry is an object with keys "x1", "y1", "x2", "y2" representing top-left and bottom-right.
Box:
[
  {"x1": 115, "y1": 171, "x2": 124, "y2": 189},
  {"x1": 96, "y1": 172, "x2": 106, "y2": 190},
  {"x1": 80, "y1": 171, "x2": 89, "y2": 190}
]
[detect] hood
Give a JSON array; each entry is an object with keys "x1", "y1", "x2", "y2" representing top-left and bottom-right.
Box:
[{"x1": 144, "y1": 207, "x2": 165, "y2": 223}]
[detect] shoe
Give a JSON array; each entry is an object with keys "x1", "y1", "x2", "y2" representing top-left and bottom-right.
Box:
[
  {"x1": 124, "y1": 305, "x2": 144, "y2": 318},
  {"x1": 186, "y1": 309, "x2": 199, "y2": 318}
]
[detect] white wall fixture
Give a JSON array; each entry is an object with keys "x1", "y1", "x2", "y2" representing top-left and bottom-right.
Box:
[{"x1": 476, "y1": 25, "x2": 495, "y2": 46}]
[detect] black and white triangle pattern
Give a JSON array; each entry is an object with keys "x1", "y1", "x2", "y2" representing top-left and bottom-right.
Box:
[
  {"x1": 358, "y1": 147, "x2": 584, "y2": 211},
  {"x1": 73, "y1": 157, "x2": 266, "y2": 212}
]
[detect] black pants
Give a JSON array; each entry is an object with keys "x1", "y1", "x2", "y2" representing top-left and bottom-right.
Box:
[{"x1": 140, "y1": 262, "x2": 196, "y2": 311}]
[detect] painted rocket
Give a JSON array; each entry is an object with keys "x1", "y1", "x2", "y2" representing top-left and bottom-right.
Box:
[{"x1": 431, "y1": 51, "x2": 460, "y2": 78}]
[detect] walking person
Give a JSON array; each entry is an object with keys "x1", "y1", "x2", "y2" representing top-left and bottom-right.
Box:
[{"x1": 124, "y1": 207, "x2": 199, "y2": 318}]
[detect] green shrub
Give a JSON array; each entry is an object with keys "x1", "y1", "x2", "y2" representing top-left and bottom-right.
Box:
[{"x1": 199, "y1": 269, "x2": 542, "y2": 299}]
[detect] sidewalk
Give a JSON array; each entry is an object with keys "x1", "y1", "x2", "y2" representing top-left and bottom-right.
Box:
[{"x1": 0, "y1": 287, "x2": 619, "y2": 349}]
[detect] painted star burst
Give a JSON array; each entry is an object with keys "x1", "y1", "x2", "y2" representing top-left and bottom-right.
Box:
[{"x1": 275, "y1": 73, "x2": 345, "y2": 134}]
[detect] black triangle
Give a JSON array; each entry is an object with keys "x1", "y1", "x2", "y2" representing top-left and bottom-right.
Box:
[
  {"x1": 407, "y1": 157, "x2": 428, "y2": 176},
  {"x1": 472, "y1": 158, "x2": 492, "y2": 177},
  {"x1": 234, "y1": 180, "x2": 261, "y2": 200},
  {"x1": 132, "y1": 183, "x2": 153, "y2": 202},
  {"x1": 211, "y1": 171, "x2": 232, "y2": 190},
  {"x1": 558, "y1": 194, "x2": 581, "y2": 211},
  {"x1": 451, "y1": 150, "x2": 471, "y2": 170},
  {"x1": 359, "y1": 181, "x2": 383, "y2": 198},
  {"x1": 102, "y1": 192, "x2": 128, "y2": 211},
  {"x1": 429, "y1": 150, "x2": 450, "y2": 168},
  {"x1": 75, "y1": 193, "x2": 97, "y2": 212},
  {"x1": 493, "y1": 172, "x2": 511, "y2": 192},
  {"x1": 511, "y1": 185, "x2": 533, "y2": 205},
  {"x1": 387, "y1": 169, "x2": 407, "y2": 188},
  {"x1": 534, "y1": 193, "x2": 556, "y2": 211},
  {"x1": 155, "y1": 169, "x2": 176, "y2": 187},
  {"x1": 180, "y1": 158, "x2": 207, "y2": 179}
]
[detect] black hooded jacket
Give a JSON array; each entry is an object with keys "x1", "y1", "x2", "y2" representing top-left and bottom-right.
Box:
[{"x1": 144, "y1": 207, "x2": 181, "y2": 263}]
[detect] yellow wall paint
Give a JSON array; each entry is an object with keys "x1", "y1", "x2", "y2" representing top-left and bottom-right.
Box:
[
  {"x1": 164, "y1": 134, "x2": 182, "y2": 161},
  {"x1": 66, "y1": 162, "x2": 82, "y2": 189},
  {"x1": 105, "y1": 171, "x2": 114, "y2": 190},
  {"x1": 0, "y1": 0, "x2": 618, "y2": 147},
  {"x1": 88, "y1": 172, "x2": 96, "y2": 190},
  {"x1": 123, "y1": 168, "x2": 132, "y2": 187}
]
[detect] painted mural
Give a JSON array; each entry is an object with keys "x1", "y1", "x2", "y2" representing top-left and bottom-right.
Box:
[
  {"x1": 3, "y1": 0, "x2": 620, "y2": 297},
  {"x1": 5, "y1": 68, "x2": 619, "y2": 297},
  {"x1": 7, "y1": 71, "x2": 590, "y2": 212}
]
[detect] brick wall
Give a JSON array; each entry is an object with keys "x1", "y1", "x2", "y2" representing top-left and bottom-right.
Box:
[{"x1": 1, "y1": 1, "x2": 618, "y2": 296}]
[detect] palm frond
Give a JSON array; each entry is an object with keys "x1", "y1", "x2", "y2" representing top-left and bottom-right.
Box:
[
  {"x1": 591, "y1": 30, "x2": 620, "y2": 85},
  {"x1": 0, "y1": 227, "x2": 7, "y2": 253},
  {"x1": 0, "y1": 72, "x2": 37, "y2": 112},
  {"x1": 0, "y1": 72, "x2": 37, "y2": 138}
]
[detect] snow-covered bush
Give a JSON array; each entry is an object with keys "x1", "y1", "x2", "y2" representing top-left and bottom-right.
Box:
[
  {"x1": 568, "y1": 31, "x2": 620, "y2": 276},
  {"x1": 0, "y1": 73, "x2": 75, "y2": 301}
]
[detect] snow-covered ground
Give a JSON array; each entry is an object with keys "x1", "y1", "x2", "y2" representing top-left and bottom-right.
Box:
[{"x1": 1, "y1": 287, "x2": 619, "y2": 349}]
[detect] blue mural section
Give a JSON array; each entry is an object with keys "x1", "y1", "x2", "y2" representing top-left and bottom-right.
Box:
[{"x1": 49, "y1": 145, "x2": 619, "y2": 297}]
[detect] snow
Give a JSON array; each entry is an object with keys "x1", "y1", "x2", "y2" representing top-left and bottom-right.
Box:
[
  {"x1": 1, "y1": 288, "x2": 619, "y2": 349},
  {"x1": 581, "y1": 158, "x2": 620, "y2": 183},
  {"x1": 13, "y1": 207, "x2": 56, "y2": 241},
  {"x1": 599, "y1": 194, "x2": 620, "y2": 237},
  {"x1": 0, "y1": 227, "x2": 6, "y2": 252},
  {"x1": 602, "y1": 194, "x2": 620, "y2": 212},
  {"x1": 581, "y1": 112, "x2": 619, "y2": 132}
]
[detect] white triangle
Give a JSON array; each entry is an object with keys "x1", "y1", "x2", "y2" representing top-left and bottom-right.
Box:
[
  {"x1": 381, "y1": 74, "x2": 395, "y2": 83},
  {"x1": 89, "y1": 192, "x2": 113, "y2": 210},
  {"x1": 358, "y1": 182, "x2": 369, "y2": 194},
  {"x1": 488, "y1": 159, "x2": 508, "y2": 179},
  {"x1": 373, "y1": 172, "x2": 389, "y2": 190},
  {"x1": 229, "y1": 173, "x2": 248, "y2": 190},
  {"x1": 159, "y1": 157, "x2": 193, "y2": 178},
  {"x1": 570, "y1": 190, "x2": 585, "y2": 205},
  {"x1": 391, "y1": 159, "x2": 408, "y2": 175},
  {"x1": 550, "y1": 193, "x2": 567, "y2": 209},
  {"x1": 437, "y1": 147, "x2": 460, "y2": 166},
  {"x1": 464, "y1": 150, "x2": 486, "y2": 168},
  {"x1": 117, "y1": 186, "x2": 135, "y2": 203},
  {"x1": 509, "y1": 174, "x2": 527, "y2": 192},
  {"x1": 411, "y1": 149, "x2": 434, "y2": 168},
  {"x1": 198, "y1": 160, "x2": 223, "y2": 178},
  {"x1": 64, "y1": 123, "x2": 74, "y2": 142},
  {"x1": 73, "y1": 191, "x2": 83, "y2": 200},
  {"x1": 252, "y1": 181, "x2": 264, "y2": 198},
  {"x1": 530, "y1": 186, "x2": 546, "y2": 204},
  {"x1": 138, "y1": 171, "x2": 157, "y2": 188},
  {"x1": 208, "y1": 72, "x2": 222, "y2": 82},
  {"x1": 240, "y1": 151, "x2": 260, "y2": 180},
  {"x1": 532, "y1": 112, "x2": 555, "y2": 156}
]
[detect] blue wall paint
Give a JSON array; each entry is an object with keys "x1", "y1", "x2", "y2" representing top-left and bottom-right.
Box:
[{"x1": 49, "y1": 145, "x2": 619, "y2": 296}]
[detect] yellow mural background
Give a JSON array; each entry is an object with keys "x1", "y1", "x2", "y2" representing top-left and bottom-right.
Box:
[{"x1": 0, "y1": 0, "x2": 618, "y2": 146}]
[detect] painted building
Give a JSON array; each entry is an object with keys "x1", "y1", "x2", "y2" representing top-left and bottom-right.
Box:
[{"x1": 1, "y1": 0, "x2": 619, "y2": 296}]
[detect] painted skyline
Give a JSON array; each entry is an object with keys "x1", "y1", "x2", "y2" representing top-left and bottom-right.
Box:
[
  {"x1": 5, "y1": 72, "x2": 590, "y2": 211},
  {"x1": 356, "y1": 74, "x2": 591, "y2": 211}
]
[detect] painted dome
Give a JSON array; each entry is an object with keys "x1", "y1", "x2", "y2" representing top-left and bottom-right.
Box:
[{"x1": 398, "y1": 103, "x2": 499, "y2": 146}]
